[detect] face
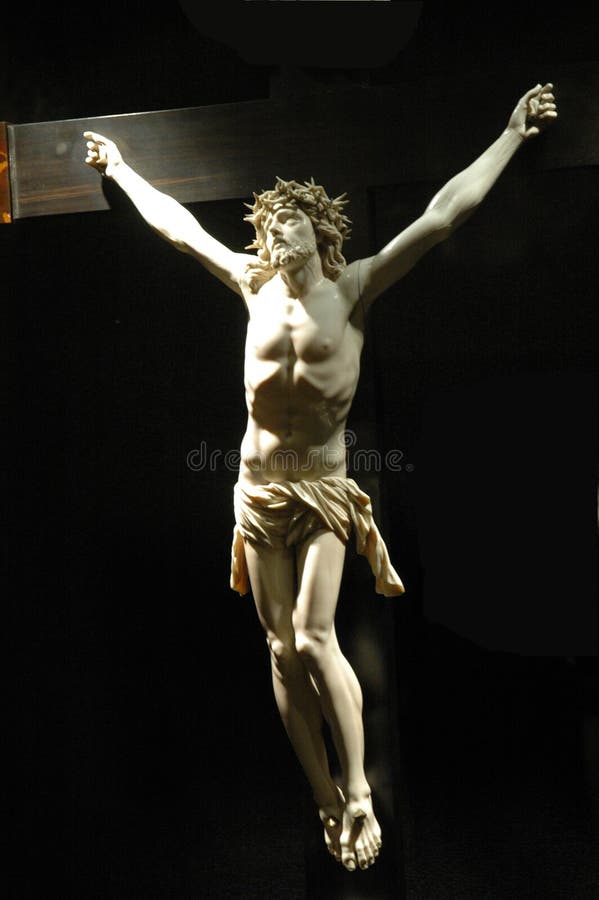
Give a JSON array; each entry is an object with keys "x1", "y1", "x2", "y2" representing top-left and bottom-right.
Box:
[{"x1": 263, "y1": 204, "x2": 318, "y2": 270}]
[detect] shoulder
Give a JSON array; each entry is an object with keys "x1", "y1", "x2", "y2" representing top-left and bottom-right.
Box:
[
  {"x1": 233, "y1": 252, "x2": 262, "y2": 284},
  {"x1": 237, "y1": 260, "x2": 278, "y2": 314},
  {"x1": 335, "y1": 257, "x2": 375, "y2": 313}
]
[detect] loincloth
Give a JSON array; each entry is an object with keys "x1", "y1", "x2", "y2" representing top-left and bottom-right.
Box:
[{"x1": 230, "y1": 476, "x2": 405, "y2": 598}]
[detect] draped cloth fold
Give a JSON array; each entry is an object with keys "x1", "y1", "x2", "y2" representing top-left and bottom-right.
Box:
[{"x1": 230, "y1": 476, "x2": 405, "y2": 598}]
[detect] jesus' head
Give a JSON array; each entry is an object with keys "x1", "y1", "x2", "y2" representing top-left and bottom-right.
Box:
[{"x1": 243, "y1": 177, "x2": 352, "y2": 293}]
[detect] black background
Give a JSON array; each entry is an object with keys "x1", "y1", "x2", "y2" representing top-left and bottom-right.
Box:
[{"x1": 5, "y1": 3, "x2": 599, "y2": 898}]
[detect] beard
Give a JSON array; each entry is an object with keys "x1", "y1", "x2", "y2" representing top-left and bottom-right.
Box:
[{"x1": 270, "y1": 235, "x2": 317, "y2": 270}]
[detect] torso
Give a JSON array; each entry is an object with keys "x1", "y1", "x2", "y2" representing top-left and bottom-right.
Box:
[{"x1": 238, "y1": 272, "x2": 364, "y2": 486}]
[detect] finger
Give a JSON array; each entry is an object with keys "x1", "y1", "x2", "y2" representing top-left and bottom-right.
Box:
[
  {"x1": 537, "y1": 82, "x2": 554, "y2": 98},
  {"x1": 523, "y1": 83, "x2": 543, "y2": 102},
  {"x1": 83, "y1": 130, "x2": 107, "y2": 142},
  {"x1": 524, "y1": 81, "x2": 554, "y2": 103}
]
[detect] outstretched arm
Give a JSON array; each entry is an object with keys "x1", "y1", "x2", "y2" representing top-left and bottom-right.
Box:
[
  {"x1": 345, "y1": 83, "x2": 557, "y2": 311},
  {"x1": 84, "y1": 131, "x2": 255, "y2": 297}
]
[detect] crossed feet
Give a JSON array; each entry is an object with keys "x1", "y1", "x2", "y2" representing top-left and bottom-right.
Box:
[{"x1": 318, "y1": 787, "x2": 382, "y2": 872}]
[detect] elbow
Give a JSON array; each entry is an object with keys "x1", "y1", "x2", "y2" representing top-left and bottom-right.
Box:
[
  {"x1": 426, "y1": 207, "x2": 453, "y2": 242},
  {"x1": 437, "y1": 219, "x2": 454, "y2": 243},
  {"x1": 427, "y1": 193, "x2": 479, "y2": 236}
]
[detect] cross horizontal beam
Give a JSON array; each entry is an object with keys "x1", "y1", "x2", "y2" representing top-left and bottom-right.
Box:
[
  {"x1": 5, "y1": 62, "x2": 598, "y2": 222},
  {"x1": 0, "y1": 123, "x2": 11, "y2": 222}
]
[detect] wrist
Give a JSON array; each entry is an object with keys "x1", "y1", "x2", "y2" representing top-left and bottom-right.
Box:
[
  {"x1": 106, "y1": 158, "x2": 127, "y2": 182},
  {"x1": 503, "y1": 125, "x2": 527, "y2": 145}
]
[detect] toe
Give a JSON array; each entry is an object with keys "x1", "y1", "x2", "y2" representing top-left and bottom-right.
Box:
[
  {"x1": 356, "y1": 841, "x2": 369, "y2": 870},
  {"x1": 362, "y1": 823, "x2": 381, "y2": 864},
  {"x1": 340, "y1": 838, "x2": 357, "y2": 872},
  {"x1": 362, "y1": 835, "x2": 376, "y2": 865}
]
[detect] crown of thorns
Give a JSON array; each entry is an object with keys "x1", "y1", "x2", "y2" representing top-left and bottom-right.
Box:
[{"x1": 243, "y1": 177, "x2": 352, "y2": 250}]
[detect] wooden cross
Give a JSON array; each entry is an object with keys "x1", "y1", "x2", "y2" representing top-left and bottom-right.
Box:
[{"x1": 4, "y1": 60, "x2": 596, "y2": 900}]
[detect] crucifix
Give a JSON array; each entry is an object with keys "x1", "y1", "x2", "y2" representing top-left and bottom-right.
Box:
[{"x1": 4, "y1": 61, "x2": 577, "y2": 899}]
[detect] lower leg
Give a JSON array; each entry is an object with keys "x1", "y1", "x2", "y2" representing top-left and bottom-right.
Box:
[
  {"x1": 268, "y1": 640, "x2": 345, "y2": 860},
  {"x1": 268, "y1": 639, "x2": 339, "y2": 809},
  {"x1": 296, "y1": 634, "x2": 370, "y2": 805},
  {"x1": 331, "y1": 627, "x2": 364, "y2": 759},
  {"x1": 297, "y1": 635, "x2": 382, "y2": 870},
  {"x1": 331, "y1": 626, "x2": 362, "y2": 711}
]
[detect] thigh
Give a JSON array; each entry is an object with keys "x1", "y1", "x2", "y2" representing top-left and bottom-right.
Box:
[
  {"x1": 243, "y1": 540, "x2": 296, "y2": 642},
  {"x1": 294, "y1": 530, "x2": 347, "y2": 637}
]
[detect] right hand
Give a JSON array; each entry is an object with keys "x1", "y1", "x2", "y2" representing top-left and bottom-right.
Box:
[
  {"x1": 506, "y1": 83, "x2": 557, "y2": 140},
  {"x1": 84, "y1": 131, "x2": 123, "y2": 177}
]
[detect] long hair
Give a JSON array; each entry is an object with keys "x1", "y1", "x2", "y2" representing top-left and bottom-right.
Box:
[{"x1": 243, "y1": 177, "x2": 352, "y2": 293}]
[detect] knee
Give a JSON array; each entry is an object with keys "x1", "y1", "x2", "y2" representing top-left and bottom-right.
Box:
[
  {"x1": 266, "y1": 634, "x2": 298, "y2": 676},
  {"x1": 295, "y1": 627, "x2": 331, "y2": 669}
]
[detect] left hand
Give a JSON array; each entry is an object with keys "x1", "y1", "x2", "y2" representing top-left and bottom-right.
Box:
[
  {"x1": 84, "y1": 131, "x2": 123, "y2": 178},
  {"x1": 507, "y1": 83, "x2": 558, "y2": 140}
]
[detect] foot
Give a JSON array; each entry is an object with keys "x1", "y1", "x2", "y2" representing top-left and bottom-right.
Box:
[
  {"x1": 339, "y1": 792, "x2": 382, "y2": 872},
  {"x1": 317, "y1": 786, "x2": 345, "y2": 862}
]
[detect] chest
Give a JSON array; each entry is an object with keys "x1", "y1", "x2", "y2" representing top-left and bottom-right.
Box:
[{"x1": 246, "y1": 287, "x2": 349, "y2": 364}]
